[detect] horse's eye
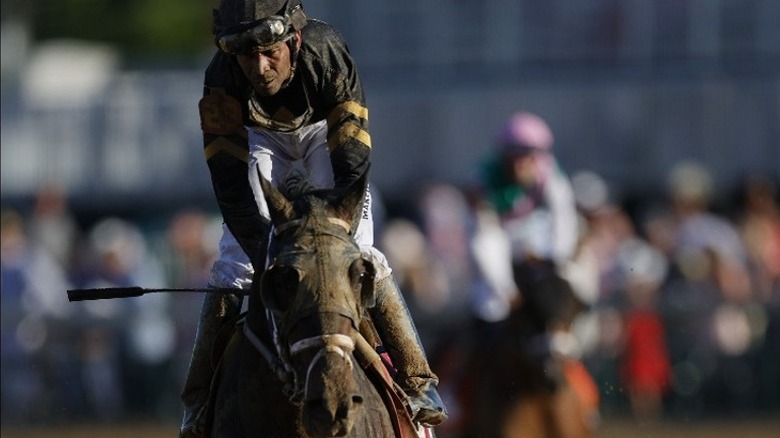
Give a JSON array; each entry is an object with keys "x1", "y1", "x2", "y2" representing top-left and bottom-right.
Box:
[
  {"x1": 349, "y1": 259, "x2": 367, "y2": 289},
  {"x1": 349, "y1": 258, "x2": 376, "y2": 308},
  {"x1": 262, "y1": 266, "x2": 300, "y2": 311}
]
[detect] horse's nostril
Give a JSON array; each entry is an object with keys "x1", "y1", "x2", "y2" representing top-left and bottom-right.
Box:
[
  {"x1": 351, "y1": 395, "x2": 363, "y2": 406},
  {"x1": 305, "y1": 398, "x2": 331, "y2": 419},
  {"x1": 303, "y1": 397, "x2": 353, "y2": 437}
]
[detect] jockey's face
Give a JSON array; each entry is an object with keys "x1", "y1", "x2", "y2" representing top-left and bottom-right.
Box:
[
  {"x1": 236, "y1": 30, "x2": 301, "y2": 96},
  {"x1": 508, "y1": 152, "x2": 539, "y2": 187}
]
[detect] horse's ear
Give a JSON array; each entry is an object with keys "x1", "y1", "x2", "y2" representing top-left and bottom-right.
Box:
[
  {"x1": 257, "y1": 166, "x2": 295, "y2": 226},
  {"x1": 334, "y1": 166, "x2": 370, "y2": 227}
]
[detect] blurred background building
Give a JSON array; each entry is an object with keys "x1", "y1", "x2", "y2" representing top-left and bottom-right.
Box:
[{"x1": 2, "y1": 0, "x2": 778, "y2": 211}]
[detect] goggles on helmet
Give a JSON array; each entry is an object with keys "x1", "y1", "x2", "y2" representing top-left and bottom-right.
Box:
[{"x1": 216, "y1": 15, "x2": 293, "y2": 54}]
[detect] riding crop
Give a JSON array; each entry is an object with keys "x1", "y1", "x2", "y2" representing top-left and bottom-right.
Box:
[{"x1": 67, "y1": 286, "x2": 248, "y2": 302}]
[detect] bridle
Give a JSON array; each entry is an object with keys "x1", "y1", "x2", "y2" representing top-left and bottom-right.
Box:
[
  {"x1": 272, "y1": 216, "x2": 352, "y2": 236},
  {"x1": 290, "y1": 333, "x2": 356, "y2": 401},
  {"x1": 242, "y1": 212, "x2": 360, "y2": 403},
  {"x1": 242, "y1": 319, "x2": 357, "y2": 402}
]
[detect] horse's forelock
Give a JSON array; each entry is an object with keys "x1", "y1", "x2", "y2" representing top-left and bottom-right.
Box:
[
  {"x1": 277, "y1": 175, "x2": 344, "y2": 222},
  {"x1": 279, "y1": 172, "x2": 315, "y2": 199}
]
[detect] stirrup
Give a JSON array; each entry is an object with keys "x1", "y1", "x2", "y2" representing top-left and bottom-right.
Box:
[{"x1": 407, "y1": 383, "x2": 448, "y2": 427}]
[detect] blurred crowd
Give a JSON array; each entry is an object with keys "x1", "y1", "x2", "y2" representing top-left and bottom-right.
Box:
[
  {"x1": 1, "y1": 189, "x2": 221, "y2": 425},
  {"x1": 390, "y1": 160, "x2": 780, "y2": 430},
  {"x1": 2, "y1": 157, "x2": 779, "y2": 428}
]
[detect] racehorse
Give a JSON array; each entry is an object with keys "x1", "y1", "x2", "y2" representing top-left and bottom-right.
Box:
[
  {"x1": 207, "y1": 170, "x2": 427, "y2": 437},
  {"x1": 459, "y1": 263, "x2": 599, "y2": 438}
]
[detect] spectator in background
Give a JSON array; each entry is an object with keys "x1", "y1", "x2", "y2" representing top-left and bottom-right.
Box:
[
  {"x1": 28, "y1": 185, "x2": 79, "y2": 271},
  {"x1": 1, "y1": 209, "x2": 54, "y2": 423},
  {"x1": 568, "y1": 169, "x2": 674, "y2": 420},
  {"x1": 379, "y1": 184, "x2": 474, "y2": 381},
  {"x1": 643, "y1": 161, "x2": 759, "y2": 415},
  {"x1": 379, "y1": 218, "x2": 450, "y2": 348},
  {"x1": 570, "y1": 171, "x2": 636, "y2": 306},
  {"x1": 664, "y1": 161, "x2": 752, "y2": 304},
  {"x1": 737, "y1": 174, "x2": 780, "y2": 303},
  {"x1": 415, "y1": 184, "x2": 473, "y2": 324},
  {"x1": 736, "y1": 174, "x2": 780, "y2": 411},
  {"x1": 164, "y1": 211, "x2": 220, "y2": 290},
  {"x1": 0, "y1": 205, "x2": 74, "y2": 321},
  {"x1": 566, "y1": 171, "x2": 617, "y2": 352},
  {"x1": 162, "y1": 211, "x2": 222, "y2": 403},
  {"x1": 75, "y1": 217, "x2": 169, "y2": 420},
  {"x1": 616, "y1": 239, "x2": 672, "y2": 423}
]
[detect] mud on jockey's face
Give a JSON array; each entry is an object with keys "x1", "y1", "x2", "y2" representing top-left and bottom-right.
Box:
[{"x1": 236, "y1": 29, "x2": 300, "y2": 97}]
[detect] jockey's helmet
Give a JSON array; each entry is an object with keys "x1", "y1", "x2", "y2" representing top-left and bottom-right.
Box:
[
  {"x1": 497, "y1": 112, "x2": 554, "y2": 155},
  {"x1": 213, "y1": 0, "x2": 307, "y2": 54}
]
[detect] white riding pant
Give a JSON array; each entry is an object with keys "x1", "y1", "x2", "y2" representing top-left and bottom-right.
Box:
[{"x1": 209, "y1": 120, "x2": 391, "y2": 289}]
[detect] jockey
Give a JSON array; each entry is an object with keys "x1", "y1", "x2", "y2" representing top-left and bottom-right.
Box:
[
  {"x1": 179, "y1": 1, "x2": 447, "y2": 436},
  {"x1": 470, "y1": 111, "x2": 582, "y2": 343},
  {"x1": 484, "y1": 112, "x2": 579, "y2": 269}
]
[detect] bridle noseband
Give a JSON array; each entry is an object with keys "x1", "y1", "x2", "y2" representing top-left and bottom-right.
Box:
[{"x1": 290, "y1": 333, "x2": 356, "y2": 400}]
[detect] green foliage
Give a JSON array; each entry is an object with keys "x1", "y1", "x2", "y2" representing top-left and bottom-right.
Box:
[{"x1": 26, "y1": 0, "x2": 214, "y2": 57}]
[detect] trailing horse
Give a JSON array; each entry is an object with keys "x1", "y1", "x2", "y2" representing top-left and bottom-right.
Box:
[
  {"x1": 206, "y1": 170, "x2": 429, "y2": 438},
  {"x1": 458, "y1": 264, "x2": 599, "y2": 438}
]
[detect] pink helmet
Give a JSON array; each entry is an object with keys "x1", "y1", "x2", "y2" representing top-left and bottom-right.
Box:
[{"x1": 497, "y1": 111, "x2": 554, "y2": 154}]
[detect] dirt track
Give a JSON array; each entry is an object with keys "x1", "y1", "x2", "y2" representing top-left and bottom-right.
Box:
[{"x1": 2, "y1": 418, "x2": 779, "y2": 438}]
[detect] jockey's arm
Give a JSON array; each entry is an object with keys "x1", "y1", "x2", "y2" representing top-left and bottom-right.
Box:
[
  {"x1": 199, "y1": 80, "x2": 270, "y2": 268},
  {"x1": 319, "y1": 43, "x2": 371, "y2": 190},
  {"x1": 325, "y1": 100, "x2": 371, "y2": 190}
]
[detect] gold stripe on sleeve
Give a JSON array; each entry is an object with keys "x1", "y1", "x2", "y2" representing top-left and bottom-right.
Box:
[
  {"x1": 327, "y1": 122, "x2": 372, "y2": 152},
  {"x1": 204, "y1": 137, "x2": 250, "y2": 163},
  {"x1": 327, "y1": 101, "x2": 369, "y2": 127}
]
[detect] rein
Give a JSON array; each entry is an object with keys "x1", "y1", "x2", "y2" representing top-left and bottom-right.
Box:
[{"x1": 242, "y1": 319, "x2": 292, "y2": 384}]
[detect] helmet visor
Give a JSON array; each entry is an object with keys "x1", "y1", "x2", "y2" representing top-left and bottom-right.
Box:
[{"x1": 217, "y1": 16, "x2": 291, "y2": 54}]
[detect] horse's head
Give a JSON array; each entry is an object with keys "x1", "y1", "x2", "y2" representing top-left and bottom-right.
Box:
[{"x1": 257, "y1": 169, "x2": 376, "y2": 437}]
